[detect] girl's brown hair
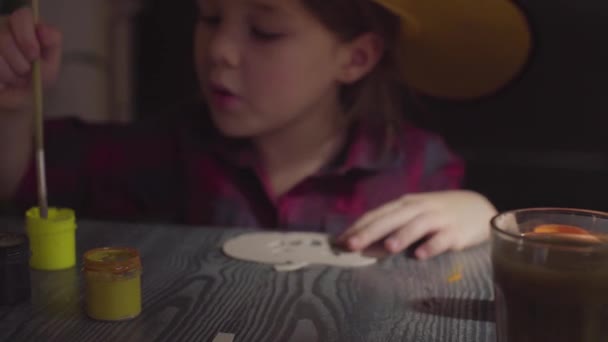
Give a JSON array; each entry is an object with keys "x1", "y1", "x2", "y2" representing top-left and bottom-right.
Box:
[{"x1": 302, "y1": 0, "x2": 405, "y2": 143}]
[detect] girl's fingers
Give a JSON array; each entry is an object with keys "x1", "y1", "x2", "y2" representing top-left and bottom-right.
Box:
[
  {"x1": 338, "y1": 199, "x2": 405, "y2": 242},
  {"x1": 9, "y1": 7, "x2": 39, "y2": 61},
  {"x1": 345, "y1": 202, "x2": 428, "y2": 251},
  {"x1": 414, "y1": 230, "x2": 455, "y2": 260},
  {"x1": 384, "y1": 212, "x2": 444, "y2": 254}
]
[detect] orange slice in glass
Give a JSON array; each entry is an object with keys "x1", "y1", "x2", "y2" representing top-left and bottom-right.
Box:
[
  {"x1": 533, "y1": 224, "x2": 592, "y2": 235},
  {"x1": 527, "y1": 224, "x2": 601, "y2": 244}
]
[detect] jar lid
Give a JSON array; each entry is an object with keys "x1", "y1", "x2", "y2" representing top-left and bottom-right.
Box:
[
  {"x1": 83, "y1": 247, "x2": 141, "y2": 274},
  {"x1": 26, "y1": 207, "x2": 77, "y2": 235},
  {"x1": 0, "y1": 232, "x2": 29, "y2": 263}
]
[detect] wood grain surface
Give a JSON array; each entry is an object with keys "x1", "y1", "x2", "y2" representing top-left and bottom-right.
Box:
[{"x1": 0, "y1": 219, "x2": 496, "y2": 342}]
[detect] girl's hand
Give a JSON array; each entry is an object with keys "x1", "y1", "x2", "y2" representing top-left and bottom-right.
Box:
[
  {"x1": 337, "y1": 190, "x2": 497, "y2": 260},
  {"x1": 0, "y1": 8, "x2": 62, "y2": 112}
]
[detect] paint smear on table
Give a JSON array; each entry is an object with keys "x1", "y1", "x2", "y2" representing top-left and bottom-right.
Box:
[{"x1": 447, "y1": 263, "x2": 463, "y2": 283}]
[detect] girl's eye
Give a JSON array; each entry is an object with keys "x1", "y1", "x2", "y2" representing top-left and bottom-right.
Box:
[
  {"x1": 251, "y1": 27, "x2": 284, "y2": 41},
  {"x1": 198, "y1": 15, "x2": 221, "y2": 27}
]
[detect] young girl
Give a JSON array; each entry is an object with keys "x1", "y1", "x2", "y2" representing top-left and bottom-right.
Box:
[{"x1": 0, "y1": 0, "x2": 499, "y2": 260}]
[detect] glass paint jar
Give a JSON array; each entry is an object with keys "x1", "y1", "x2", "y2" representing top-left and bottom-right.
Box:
[
  {"x1": 0, "y1": 232, "x2": 31, "y2": 305},
  {"x1": 83, "y1": 247, "x2": 142, "y2": 321}
]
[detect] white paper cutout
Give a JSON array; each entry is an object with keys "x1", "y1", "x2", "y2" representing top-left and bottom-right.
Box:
[{"x1": 222, "y1": 232, "x2": 377, "y2": 272}]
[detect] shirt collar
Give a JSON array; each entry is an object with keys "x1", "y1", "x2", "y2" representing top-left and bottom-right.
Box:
[
  {"x1": 328, "y1": 122, "x2": 403, "y2": 174},
  {"x1": 207, "y1": 122, "x2": 402, "y2": 175}
]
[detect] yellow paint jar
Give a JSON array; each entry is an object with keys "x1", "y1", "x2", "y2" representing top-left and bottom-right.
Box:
[
  {"x1": 25, "y1": 207, "x2": 77, "y2": 271},
  {"x1": 83, "y1": 247, "x2": 142, "y2": 321}
]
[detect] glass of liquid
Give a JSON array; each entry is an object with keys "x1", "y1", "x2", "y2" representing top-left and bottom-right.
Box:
[{"x1": 491, "y1": 208, "x2": 608, "y2": 342}]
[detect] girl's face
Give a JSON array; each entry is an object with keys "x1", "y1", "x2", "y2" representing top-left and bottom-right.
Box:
[{"x1": 195, "y1": 0, "x2": 351, "y2": 138}]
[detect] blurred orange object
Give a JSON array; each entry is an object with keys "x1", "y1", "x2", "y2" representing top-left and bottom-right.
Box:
[{"x1": 533, "y1": 224, "x2": 592, "y2": 235}]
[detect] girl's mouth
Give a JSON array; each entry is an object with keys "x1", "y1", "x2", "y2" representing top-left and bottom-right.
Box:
[{"x1": 209, "y1": 84, "x2": 240, "y2": 110}]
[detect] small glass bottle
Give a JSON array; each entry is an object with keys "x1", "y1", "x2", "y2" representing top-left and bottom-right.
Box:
[
  {"x1": 0, "y1": 232, "x2": 31, "y2": 305},
  {"x1": 83, "y1": 247, "x2": 142, "y2": 321}
]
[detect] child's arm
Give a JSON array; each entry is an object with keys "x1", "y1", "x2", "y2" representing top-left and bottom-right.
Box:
[
  {"x1": 338, "y1": 190, "x2": 497, "y2": 259},
  {"x1": 0, "y1": 8, "x2": 63, "y2": 201},
  {"x1": 337, "y1": 133, "x2": 497, "y2": 259}
]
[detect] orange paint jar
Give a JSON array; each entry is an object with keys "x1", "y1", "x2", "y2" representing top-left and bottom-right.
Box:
[{"x1": 83, "y1": 247, "x2": 142, "y2": 321}]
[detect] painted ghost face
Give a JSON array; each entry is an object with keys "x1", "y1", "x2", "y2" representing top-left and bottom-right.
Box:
[{"x1": 223, "y1": 232, "x2": 377, "y2": 272}]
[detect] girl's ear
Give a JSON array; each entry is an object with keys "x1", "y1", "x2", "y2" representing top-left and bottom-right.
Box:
[{"x1": 336, "y1": 32, "x2": 385, "y2": 84}]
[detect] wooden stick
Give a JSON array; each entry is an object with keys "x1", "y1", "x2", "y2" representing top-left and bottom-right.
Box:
[{"x1": 31, "y1": 0, "x2": 48, "y2": 219}]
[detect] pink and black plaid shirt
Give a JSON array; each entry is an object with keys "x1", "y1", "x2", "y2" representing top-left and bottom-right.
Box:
[{"x1": 11, "y1": 105, "x2": 463, "y2": 235}]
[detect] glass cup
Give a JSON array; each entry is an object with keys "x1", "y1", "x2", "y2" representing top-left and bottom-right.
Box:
[{"x1": 491, "y1": 208, "x2": 608, "y2": 342}]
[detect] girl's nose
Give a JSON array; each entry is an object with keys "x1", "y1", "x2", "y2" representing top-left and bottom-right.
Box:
[{"x1": 207, "y1": 25, "x2": 240, "y2": 69}]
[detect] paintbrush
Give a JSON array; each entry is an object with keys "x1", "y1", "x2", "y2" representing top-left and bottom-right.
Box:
[{"x1": 31, "y1": 0, "x2": 48, "y2": 219}]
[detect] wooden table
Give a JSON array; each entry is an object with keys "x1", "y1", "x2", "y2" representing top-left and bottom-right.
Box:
[{"x1": 0, "y1": 219, "x2": 496, "y2": 342}]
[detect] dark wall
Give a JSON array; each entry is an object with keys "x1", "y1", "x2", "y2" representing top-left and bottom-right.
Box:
[
  {"x1": 406, "y1": 0, "x2": 608, "y2": 211},
  {"x1": 121, "y1": 0, "x2": 608, "y2": 211},
  {"x1": 133, "y1": 0, "x2": 199, "y2": 116},
  {"x1": 0, "y1": 0, "x2": 24, "y2": 13}
]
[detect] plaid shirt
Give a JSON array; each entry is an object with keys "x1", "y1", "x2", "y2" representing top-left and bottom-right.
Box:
[{"x1": 11, "y1": 106, "x2": 464, "y2": 235}]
